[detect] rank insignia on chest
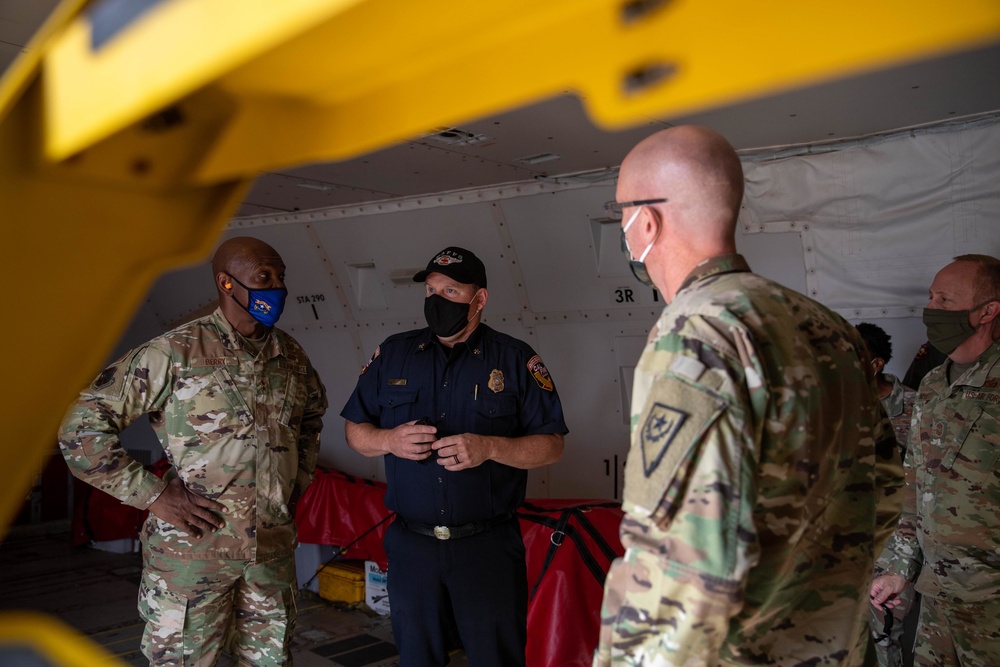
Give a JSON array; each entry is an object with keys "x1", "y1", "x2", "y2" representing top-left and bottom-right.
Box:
[
  {"x1": 641, "y1": 403, "x2": 687, "y2": 476},
  {"x1": 488, "y1": 369, "x2": 504, "y2": 393}
]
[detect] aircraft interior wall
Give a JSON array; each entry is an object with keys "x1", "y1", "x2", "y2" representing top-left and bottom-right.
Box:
[{"x1": 103, "y1": 177, "x2": 931, "y2": 502}]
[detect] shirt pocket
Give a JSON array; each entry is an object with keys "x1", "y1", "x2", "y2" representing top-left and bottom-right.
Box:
[
  {"x1": 943, "y1": 405, "x2": 1000, "y2": 487},
  {"x1": 171, "y1": 367, "x2": 253, "y2": 440},
  {"x1": 379, "y1": 386, "x2": 420, "y2": 427},
  {"x1": 275, "y1": 360, "x2": 307, "y2": 427},
  {"x1": 475, "y1": 393, "x2": 519, "y2": 437}
]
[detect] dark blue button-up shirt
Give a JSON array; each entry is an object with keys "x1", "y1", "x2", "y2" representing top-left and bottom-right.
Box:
[{"x1": 341, "y1": 323, "x2": 568, "y2": 525}]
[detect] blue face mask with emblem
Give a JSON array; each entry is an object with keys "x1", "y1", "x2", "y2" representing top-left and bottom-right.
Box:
[{"x1": 228, "y1": 275, "x2": 287, "y2": 327}]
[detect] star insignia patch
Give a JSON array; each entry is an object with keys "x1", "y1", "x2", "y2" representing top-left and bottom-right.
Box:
[{"x1": 640, "y1": 403, "x2": 686, "y2": 477}]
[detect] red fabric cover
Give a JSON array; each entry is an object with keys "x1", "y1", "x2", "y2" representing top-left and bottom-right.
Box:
[
  {"x1": 519, "y1": 500, "x2": 625, "y2": 667},
  {"x1": 295, "y1": 467, "x2": 392, "y2": 569},
  {"x1": 71, "y1": 480, "x2": 146, "y2": 545},
  {"x1": 70, "y1": 458, "x2": 171, "y2": 546},
  {"x1": 295, "y1": 468, "x2": 625, "y2": 667}
]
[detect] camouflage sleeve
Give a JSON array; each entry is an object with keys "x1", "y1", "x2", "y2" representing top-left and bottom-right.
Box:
[
  {"x1": 57, "y1": 344, "x2": 172, "y2": 509},
  {"x1": 875, "y1": 401, "x2": 922, "y2": 580},
  {"x1": 596, "y1": 343, "x2": 757, "y2": 665},
  {"x1": 295, "y1": 361, "x2": 328, "y2": 493},
  {"x1": 872, "y1": 404, "x2": 905, "y2": 557}
]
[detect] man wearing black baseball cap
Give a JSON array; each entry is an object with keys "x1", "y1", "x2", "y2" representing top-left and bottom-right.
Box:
[{"x1": 341, "y1": 246, "x2": 568, "y2": 667}]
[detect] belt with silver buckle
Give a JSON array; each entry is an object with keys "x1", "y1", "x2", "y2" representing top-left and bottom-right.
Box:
[{"x1": 397, "y1": 513, "x2": 514, "y2": 541}]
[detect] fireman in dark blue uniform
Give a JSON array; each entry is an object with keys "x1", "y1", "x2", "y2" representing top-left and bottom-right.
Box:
[{"x1": 341, "y1": 246, "x2": 567, "y2": 667}]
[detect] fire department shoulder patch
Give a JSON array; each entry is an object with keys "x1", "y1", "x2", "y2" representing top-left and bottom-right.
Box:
[
  {"x1": 527, "y1": 355, "x2": 554, "y2": 392},
  {"x1": 360, "y1": 345, "x2": 380, "y2": 375}
]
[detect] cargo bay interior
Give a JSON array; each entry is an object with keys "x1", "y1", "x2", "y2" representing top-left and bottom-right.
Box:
[{"x1": 2, "y1": 2, "x2": 1000, "y2": 666}]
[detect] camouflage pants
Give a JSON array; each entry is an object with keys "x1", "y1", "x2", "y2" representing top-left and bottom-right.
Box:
[
  {"x1": 138, "y1": 552, "x2": 297, "y2": 666},
  {"x1": 869, "y1": 584, "x2": 918, "y2": 667},
  {"x1": 913, "y1": 595, "x2": 1000, "y2": 667}
]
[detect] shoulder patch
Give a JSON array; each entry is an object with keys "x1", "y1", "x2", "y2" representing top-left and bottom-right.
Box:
[
  {"x1": 640, "y1": 403, "x2": 687, "y2": 476},
  {"x1": 360, "y1": 345, "x2": 380, "y2": 376},
  {"x1": 527, "y1": 354, "x2": 554, "y2": 392},
  {"x1": 90, "y1": 346, "x2": 146, "y2": 400},
  {"x1": 93, "y1": 365, "x2": 117, "y2": 391},
  {"x1": 623, "y1": 376, "x2": 727, "y2": 519}
]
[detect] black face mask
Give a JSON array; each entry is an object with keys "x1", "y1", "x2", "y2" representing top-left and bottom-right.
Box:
[{"x1": 424, "y1": 294, "x2": 473, "y2": 338}]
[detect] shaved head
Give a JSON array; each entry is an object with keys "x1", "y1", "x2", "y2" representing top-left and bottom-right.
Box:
[
  {"x1": 212, "y1": 237, "x2": 281, "y2": 278},
  {"x1": 616, "y1": 126, "x2": 745, "y2": 300},
  {"x1": 619, "y1": 125, "x2": 744, "y2": 248}
]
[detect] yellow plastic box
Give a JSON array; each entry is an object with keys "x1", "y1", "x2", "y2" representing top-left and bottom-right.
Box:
[{"x1": 317, "y1": 560, "x2": 365, "y2": 604}]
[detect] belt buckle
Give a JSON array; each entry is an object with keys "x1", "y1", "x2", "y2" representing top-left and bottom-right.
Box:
[{"x1": 433, "y1": 525, "x2": 451, "y2": 540}]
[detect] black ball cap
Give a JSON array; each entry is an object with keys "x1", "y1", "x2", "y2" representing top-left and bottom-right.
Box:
[{"x1": 413, "y1": 247, "x2": 487, "y2": 288}]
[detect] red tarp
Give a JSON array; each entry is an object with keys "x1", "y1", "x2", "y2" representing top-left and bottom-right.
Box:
[
  {"x1": 295, "y1": 467, "x2": 393, "y2": 568},
  {"x1": 518, "y1": 500, "x2": 624, "y2": 667},
  {"x1": 296, "y1": 467, "x2": 624, "y2": 667}
]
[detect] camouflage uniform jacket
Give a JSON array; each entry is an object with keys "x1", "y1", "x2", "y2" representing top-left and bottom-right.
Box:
[
  {"x1": 878, "y1": 339, "x2": 1000, "y2": 602},
  {"x1": 872, "y1": 375, "x2": 917, "y2": 567},
  {"x1": 595, "y1": 254, "x2": 901, "y2": 667},
  {"x1": 881, "y1": 374, "x2": 917, "y2": 457},
  {"x1": 59, "y1": 308, "x2": 328, "y2": 561}
]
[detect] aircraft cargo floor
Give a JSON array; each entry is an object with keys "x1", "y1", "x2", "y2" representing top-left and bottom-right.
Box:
[{"x1": 0, "y1": 529, "x2": 470, "y2": 666}]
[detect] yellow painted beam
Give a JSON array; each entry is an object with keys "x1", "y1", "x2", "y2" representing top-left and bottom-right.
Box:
[
  {"x1": 38, "y1": 0, "x2": 1000, "y2": 181},
  {"x1": 0, "y1": 72, "x2": 249, "y2": 534}
]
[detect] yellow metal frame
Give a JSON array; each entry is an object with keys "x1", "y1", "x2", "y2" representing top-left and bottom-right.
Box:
[
  {"x1": 0, "y1": 612, "x2": 123, "y2": 664},
  {"x1": 0, "y1": 0, "x2": 998, "y2": 659}
]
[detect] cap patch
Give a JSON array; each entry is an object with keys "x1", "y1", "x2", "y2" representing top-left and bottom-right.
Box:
[{"x1": 434, "y1": 251, "x2": 463, "y2": 266}]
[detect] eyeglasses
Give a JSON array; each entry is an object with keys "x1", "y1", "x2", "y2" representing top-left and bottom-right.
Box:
[
  {"x1": 603, "y1": 198, "x2": 669, "y2": 221},
  {"x1": 873, "y1": 604, "x2": 894, "y2": 644}
]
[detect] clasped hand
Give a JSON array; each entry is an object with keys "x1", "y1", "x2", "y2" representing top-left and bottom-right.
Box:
[{"x1": 390, "y1": 419, "x2": 487, "y2": 470}]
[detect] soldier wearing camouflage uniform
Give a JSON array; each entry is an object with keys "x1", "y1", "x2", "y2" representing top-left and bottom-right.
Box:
[
  {"x1": 59, "y1": 237, "x2": 327, "y2": 666},
  {"x1": 594, "y1": 126, "x2": 902, "y2": 666},
  {"x1": 871, "y1": 255, "x2": 1000, "y2": 666},
  {"x1": 856, "y1": 322, "x2": 919, "y2": 667}
]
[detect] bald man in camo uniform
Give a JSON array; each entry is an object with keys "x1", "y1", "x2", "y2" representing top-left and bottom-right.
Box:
[
  {"x1": 594, "y1": 126, "x2": 902, "y2": 666},
  {"x1": 59, "y1": 237, "x2": 327, "y2": 666}
]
